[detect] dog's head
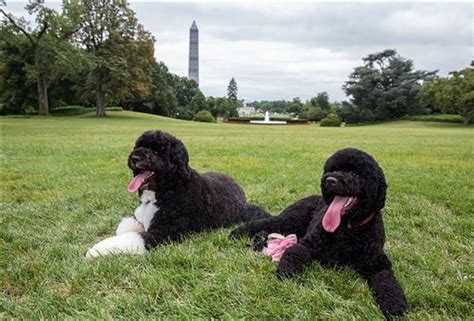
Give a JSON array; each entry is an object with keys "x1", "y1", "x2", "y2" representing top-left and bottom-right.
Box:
[
  {"x1": 320, "y1": 148, "x2": 386, "y2": 233},
  {"x1": 127, "y1": 130, "x2": 189, "y2": 193}
]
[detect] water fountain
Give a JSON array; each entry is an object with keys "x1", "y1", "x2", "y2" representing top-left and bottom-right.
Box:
[{"x1": 250, "y1": 111, "x2": 287, "y2": 125}]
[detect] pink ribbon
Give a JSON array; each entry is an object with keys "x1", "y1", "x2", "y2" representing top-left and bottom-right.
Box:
[{"x1": 262, "y1": 233, "x2": 298, "y2": 262}]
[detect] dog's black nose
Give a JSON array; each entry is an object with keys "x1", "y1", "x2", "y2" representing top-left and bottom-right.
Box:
[
  {"x1": 325, "y1": 177, "x2": 338, "y2": 186},
  {"x1": 131, "y1": 155, "x2": 141, "y2": 163}
]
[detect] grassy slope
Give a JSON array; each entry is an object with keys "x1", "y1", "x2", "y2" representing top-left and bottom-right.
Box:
[{"x1": 1, "y1": 112, "x2": 473, "y2": 319}]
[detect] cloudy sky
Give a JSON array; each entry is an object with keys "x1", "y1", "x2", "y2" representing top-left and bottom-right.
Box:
[{"x1": 4, "y1": 1, "x2": 473, "y2": 102}]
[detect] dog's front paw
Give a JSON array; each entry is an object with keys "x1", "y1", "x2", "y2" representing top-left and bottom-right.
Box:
[
  {"x1": 250, "y1": 231, "x2": 269, "y2": 251},
  {"x1": 276, "y1": 243, "x2": 312, "y2": 279},
  {"x1": 85, "y1": 247, "x2": 102, "y2": 259},
  {"x1": 84, "y1": 232, "x2": 146, "y2": 259},
  {"x1": 116, "y1": 216, "x2": 144, "y2": 235}
]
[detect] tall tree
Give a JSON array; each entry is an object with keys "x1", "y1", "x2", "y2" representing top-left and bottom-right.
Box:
[
  {"x1": 419, "y1": 65, "x2": 474, "y2": 125},
  {"x1": 175, "y1": 76, "x2": 200, "y2": 107},
  {"x1": 77, "y1": 0, "x2": 155, "y2": 117},
  {"x1": 287, "y1": 97, "x2": 304, "y2": 115},
  {"x1": 310, "y1": 92, "x2": 330, "y2": 110},
  {"x1": 227, "y1": 77, "x2": 238, "y2": 101},
  {"x1": 149, "y1": 62, "x2": 178, "y2": 117},
  {"x1": 0, "y1": 1, "x2": 83, "y2": 115},
  {"x1": 342, "y1": 49, "x2": 437, "y2": 122}
]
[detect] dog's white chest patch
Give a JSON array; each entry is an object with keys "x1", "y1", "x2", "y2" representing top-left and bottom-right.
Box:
[{"x1": 134, "y1": 190, "x2": 159, "y2": 231}]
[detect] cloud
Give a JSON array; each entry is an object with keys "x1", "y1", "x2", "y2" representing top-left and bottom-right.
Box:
[{"x1": 3, "y1": 2, "x2": 472, "y2": 101}]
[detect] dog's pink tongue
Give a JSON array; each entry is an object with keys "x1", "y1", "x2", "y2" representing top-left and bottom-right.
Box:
[
  {"x1": 322, "y1": 196, "x2": 350, "y2": 233},
  {"x1": 127, "y1": 171, "x2": 151, "y2": 193}
]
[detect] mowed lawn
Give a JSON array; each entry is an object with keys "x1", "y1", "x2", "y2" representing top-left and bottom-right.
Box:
[{"x1": 1, "y1": 111, "x2": 472, "y2": 319}]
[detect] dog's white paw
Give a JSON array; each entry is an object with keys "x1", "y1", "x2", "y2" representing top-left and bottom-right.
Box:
[
  {"x1": 116, "y1": 216, "x2": 144, "y2": 235},
  {"x1": 85, "y1": 232, "x2": 146, "y2": 259}
]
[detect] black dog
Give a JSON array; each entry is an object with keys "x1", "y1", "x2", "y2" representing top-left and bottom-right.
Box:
[
  {"x1": 230, "y1": 148, "x2": 407, "y2": 318},
  {"x1": 86, "y1": 130, "x2": 268, "y2": 258}
]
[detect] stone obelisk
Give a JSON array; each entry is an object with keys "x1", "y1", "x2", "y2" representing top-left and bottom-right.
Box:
[{"x1": 188, "y1": 21, "x2": 199, "y2": 85}]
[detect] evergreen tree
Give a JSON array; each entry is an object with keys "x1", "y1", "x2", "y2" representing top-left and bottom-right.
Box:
[
  {"x1": 227, "y1": 77, "x2": 238, "y2": 101},
  {"x1": 342, "y1": 49, "x2": 436, "y2": 122}
]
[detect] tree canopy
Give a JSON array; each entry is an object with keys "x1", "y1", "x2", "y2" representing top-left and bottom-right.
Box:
[
  {"x1": 1, "y1": 1, "x2": 84, "y2": 115},
  {"x1": 418, "y1": 64, "x2": 474, "y2": 125},
  {"x1": 342, "y1": 49, "x2": 437, "y2": 123},
  {"x1": 77, "y1": 0, "x2": 155, "y2": 117}
]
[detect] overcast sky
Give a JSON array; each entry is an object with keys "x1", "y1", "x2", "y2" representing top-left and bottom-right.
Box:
[{"x1": 3, "y1": 1, "x2": 473, "y2": 102}]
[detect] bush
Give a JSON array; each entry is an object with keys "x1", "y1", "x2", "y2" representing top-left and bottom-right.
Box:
[
  {"x1": 176, "y1": 106, "x2": 195, "y2": 120},
  {"x1": 193, "y1": 110, "x2": 215, "y2": 123},
  {"x1": 303, "y1": 106, "x2": 328, "y2": 122},
  {"x1": 404, "y1": 114, "x2": 462, "y2": 123},
  {"x1": 320, "y1": 113, "x2": 342, "y2": 127},
  {"x1": 25, "y1": 106, "x2": 36, "y2": 115}
]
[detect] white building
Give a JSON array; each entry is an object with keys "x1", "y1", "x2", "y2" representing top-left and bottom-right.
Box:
[{"x1": 237, "y1": 106, "x2": 256, "y2": 117}]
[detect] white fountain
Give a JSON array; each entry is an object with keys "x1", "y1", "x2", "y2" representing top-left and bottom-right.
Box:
[{"x1": 250, "y1": 111, "x2": 287, "y2": 125}]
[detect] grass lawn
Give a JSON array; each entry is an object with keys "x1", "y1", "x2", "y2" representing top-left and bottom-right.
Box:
[{"x1": 1, "y1": 111, "x2": 473, "y2": 319}]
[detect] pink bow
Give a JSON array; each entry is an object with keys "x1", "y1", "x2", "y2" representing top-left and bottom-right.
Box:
[{"x1": 262, "y1": 233, "x2": 298, "y2": 262}]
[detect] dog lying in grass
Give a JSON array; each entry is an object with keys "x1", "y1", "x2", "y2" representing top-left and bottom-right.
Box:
[
  {"x1": 230, "y1": 148, "x2": 407, "y2": 318},
  {"x1": 86, "y1": 130, "x2": 268, "y2": 258}
]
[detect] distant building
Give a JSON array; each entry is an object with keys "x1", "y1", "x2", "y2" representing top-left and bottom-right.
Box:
[
  {"x1": 237, "y1": 106, "x2": 256, "y2": 117},
  {"x1": 188, "y1": 21, "x2": 199, "y2": 85}
]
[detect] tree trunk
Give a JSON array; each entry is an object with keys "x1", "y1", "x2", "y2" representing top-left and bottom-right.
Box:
[
  {"x1": 37, "y1": 74, "x2": 49, "y2": 116},
  {"x1": 462, "y1": 116, "x2": 470, "y2": 125},
  {"x1": 96, "y1": 80, "x2": 107, "y2": 117},
  {"x1": 461, "y1": 109, "x2": 472, "y2": 125}
]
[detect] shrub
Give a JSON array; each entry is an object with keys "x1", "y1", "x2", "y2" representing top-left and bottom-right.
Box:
[
  {"x1": 193, "y1": 110, "x2": 215, "y2": 123},
  {"x1": 404, "y1": 114, "x2": 462, "y2": 123},
  {"x1": 25, "y1": 106, "x2": 36, "y2": 115},
  {"x1": 320, "y1": 113, "x2": 342, "y2": 127},
  {"x1": 176, "y1": 106, "x2": 195, "y2": 120},
  {"x1": 303, "y1": 106, "x2": 328, "y2": 122}
]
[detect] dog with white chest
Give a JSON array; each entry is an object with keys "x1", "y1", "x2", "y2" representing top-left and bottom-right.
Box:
[{"x1": 85, "y1": 130, "x2": 269, "y2": 259}]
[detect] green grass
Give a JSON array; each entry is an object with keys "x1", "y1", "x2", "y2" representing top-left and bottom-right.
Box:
[{"x1": 1, "y1": 111, "x2": 473, "y2": 319}]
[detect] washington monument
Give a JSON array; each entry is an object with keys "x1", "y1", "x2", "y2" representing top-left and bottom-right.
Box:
[{"x1": 188, "y1": 21, "x2": 199, "y2": 85}]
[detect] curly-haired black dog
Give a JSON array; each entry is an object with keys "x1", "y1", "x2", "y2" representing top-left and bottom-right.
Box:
[
  {"x1": 230, "y1": 148, "x2": 407, "y2": 318},
  {"x1": 86, "y1": 130, "x2": 269, "y2": 258}
]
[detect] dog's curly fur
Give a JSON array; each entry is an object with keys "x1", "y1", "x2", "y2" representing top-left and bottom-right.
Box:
[
  {"x1": 230, "y1": 148, "x2": 407, "y2": 318},
  {"x1": 129, "y1": 130, "x2": 269, "y2": 249}
]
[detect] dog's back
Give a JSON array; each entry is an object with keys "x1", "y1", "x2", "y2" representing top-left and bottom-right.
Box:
[{"x1": 201, "y1": 172, "x2": 270, "y2": 226}]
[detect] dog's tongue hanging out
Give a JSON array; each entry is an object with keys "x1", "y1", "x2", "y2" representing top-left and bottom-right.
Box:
[
  {"x1": 127, "y1": 171, "x2": 152, "y2": 193},
  {"x1": 322, "y1": 196, "x2": 352, "y2": 233}
]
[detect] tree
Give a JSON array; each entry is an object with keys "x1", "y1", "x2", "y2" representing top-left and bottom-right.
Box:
[
  {"x1": 175, "y1": 76, "x2": 199, "y2": 107},
  {"x1": 1, "y1": 1, "x2": 83, "y2": 115},
  {"x1": 309, "y1": 92, "x2": 330, "y2": 110},
  {"x1": 77, "y1": 0, "x2": 155, "y2": 117},
  {"x1": 419, "y1": 65, "x2": 474, "y2": 125},
  {"x1": 0, "y1": 29, "x2": 36, "y2": 114},
  {"x1": 147, "y1": 62, "x2": 178, "y2": 116},
  {"x1": 207, "y1": 96, "x2": 238, "y2": 118},
  {"x1": 227, "y1": 77, "x2": 238, "y2": 101},
  {"x1": 287, "y1": 97, "x2": 304, "y2": 115},
  {"x1": 190, "y1": 91, "x2": 208, "y2": 112},
  {"x1": 343, "y1": 49, "x2": 437, "y2": 122}
]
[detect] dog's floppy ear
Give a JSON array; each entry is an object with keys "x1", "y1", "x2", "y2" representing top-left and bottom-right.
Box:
[
  {"x1": 169, "y1": 138, "x2": 190, "y2": 177},
  {"x1": 360, "y1": 154, "x2": 387, "y2": 212},
  {"x1": 373, "y1": 164, "x2": 387, "y2": 211}
]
